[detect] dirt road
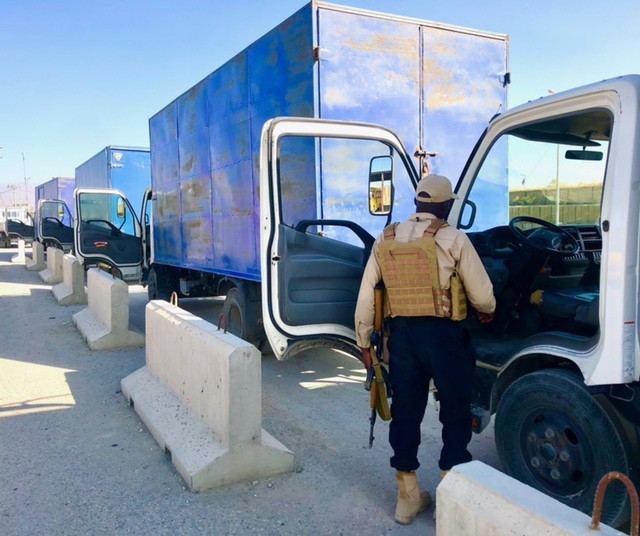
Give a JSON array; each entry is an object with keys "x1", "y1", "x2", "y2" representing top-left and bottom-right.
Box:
[{"x1": 0, "y1": 247, "x2": 501, "y2": 535}]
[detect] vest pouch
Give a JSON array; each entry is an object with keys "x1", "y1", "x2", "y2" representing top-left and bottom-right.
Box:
[{"x1": 449, "y1": 272, "x2": 467, "y2": 321}]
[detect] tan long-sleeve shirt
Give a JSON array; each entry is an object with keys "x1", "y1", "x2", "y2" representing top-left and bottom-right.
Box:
[{"x1": 354, "y1": 213, "x2": 496, "y2": 348}]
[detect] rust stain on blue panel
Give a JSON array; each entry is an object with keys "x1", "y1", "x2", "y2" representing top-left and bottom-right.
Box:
[
  {"x1": 150, "y1": 100, "x2": 182, "y2": 265},
  {"x1": 316, "y1": 6, "x2": 507, "y2": 238},
  {"x1": 148, "y1": 4, "x2": 315, "y2": 279},
  {"x1": 317, "y1": 9, "x2": 421, "y2": 236},
  {"x1": 148, "y1": 2, "x2": 507, "y2": 278},
  {"x1": 422, "y1": 27, "x2": 508, "y2": 230}
]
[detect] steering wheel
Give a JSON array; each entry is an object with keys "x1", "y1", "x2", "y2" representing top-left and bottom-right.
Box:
[
  {"x1": 44, "y1": 217, "x2": 63, "y2": 226},
  {"x1": 509, "y1": 216, "x2": 580, "y2": 256},
  {"x1": 85, "y1": 219, "x2": 121, "y2": 233}
]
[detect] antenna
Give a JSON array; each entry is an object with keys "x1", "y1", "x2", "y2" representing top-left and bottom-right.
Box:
[{"x1": 22, "y1": 152, "x2": 30, "y2": 207}]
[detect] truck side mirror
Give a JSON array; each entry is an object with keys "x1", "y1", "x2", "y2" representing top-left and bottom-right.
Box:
[
  {"x1": 459, "y1": 199, "x2": 477, "y2": 230},
  {"x1": 117, "y1": 198, "x2": 126, "y2": 218},
  {"x1": 368, "y1": 155, "x2": 394, "y2": 216}
]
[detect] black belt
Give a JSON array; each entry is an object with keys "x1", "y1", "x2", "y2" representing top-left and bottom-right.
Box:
[{"x1": 389, "y1": 315, "x2": 453, "y2": 331}]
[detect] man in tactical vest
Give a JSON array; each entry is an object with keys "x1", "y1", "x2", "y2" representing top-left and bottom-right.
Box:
[{"x1": 354, "y1": 173, "x2": 496, "y2": 525}]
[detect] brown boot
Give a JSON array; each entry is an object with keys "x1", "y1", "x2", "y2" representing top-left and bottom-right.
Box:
[{"x1": 395, "y1": 471, "x2": 432, "y2": 525}]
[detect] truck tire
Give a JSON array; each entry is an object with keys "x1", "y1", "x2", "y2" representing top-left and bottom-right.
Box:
[
  {"x1": 494, "y1": 369, "x2": 630, "y2": 527},
  {"x1": 147, "y1": 267, "x2": 171, "y2": 301},
  {"x1": 222, "y1": 286, "x2": 262, "y2": 346}
]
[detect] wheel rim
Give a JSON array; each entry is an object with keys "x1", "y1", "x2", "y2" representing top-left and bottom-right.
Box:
[{"x1": 521, "y1": 408, "x2": 594, "y2": 497}]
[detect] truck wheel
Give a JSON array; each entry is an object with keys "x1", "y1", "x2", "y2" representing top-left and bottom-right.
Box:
[
  {"x1": 223, "y1": 286, "x2": 262, "y2": 345},
  {"x1": 147, "y1": 267, "x2": 171, "y2": 301},
  {"x1": 495, "y1": 369, "x2": 630, "y2": 527}
]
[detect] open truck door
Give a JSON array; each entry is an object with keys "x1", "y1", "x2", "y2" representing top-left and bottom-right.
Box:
[
  {"x1": 140, "y1": 186, "x2": 153, "y2": 278},
  {"x1": 2, "y1": 206, "x2": 34, "y2": 244},
  {"x1": 74, "y1": 188, "x2": 142, "y2": 282},
  {"x1": 36, "y1": 199, "x2": 74, "y2": 252},
  {"x1": 259, "y1": 117, "x2": 419, "y2": 360}
]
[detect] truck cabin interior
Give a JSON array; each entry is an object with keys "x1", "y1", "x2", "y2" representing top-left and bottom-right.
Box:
[{"x1": 464, "y1": 108, "x2": 610, "y2": 367}]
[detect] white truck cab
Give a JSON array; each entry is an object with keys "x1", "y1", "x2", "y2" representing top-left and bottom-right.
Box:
[
  {"x1": 66, "y1": 186, "x2": 152, "y2": 281},
  {"x1": 451, "y1": 76, "x2": 639, "y2": 527},
  {"x1": 0, "y1": 205, "x2": 34, "y2": 245},
  {"x1": 260, "y1": 76, "x2": 640, "y2": 528},
  {"x1": 35, "y1": 199, "x2": 74, "y2": 252}
]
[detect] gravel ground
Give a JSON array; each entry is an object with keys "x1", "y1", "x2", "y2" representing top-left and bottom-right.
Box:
[{"x1": 0, "y1": 247, "x2": 501, "y2": 535}]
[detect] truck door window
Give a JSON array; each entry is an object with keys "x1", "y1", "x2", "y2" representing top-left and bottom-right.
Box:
[
  {"x1": 42, "y1": 202, "x2": 72, "y2": 228},
  {"x1": 277, "y1": 135, "x2": 415, "y2": 246}
]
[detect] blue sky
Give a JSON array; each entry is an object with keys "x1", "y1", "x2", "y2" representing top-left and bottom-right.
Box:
[{"x1": 1, "y1": 0, "x2": 639, "y2": 207}]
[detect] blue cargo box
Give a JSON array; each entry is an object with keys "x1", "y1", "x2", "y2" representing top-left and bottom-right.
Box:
[
  {"x1": 75, "y1": 146, "x2": 150, "y2": 219},
  {"x1": 149, "y1": 1, "x2": 508, "y2": 282},
  {"x1": 35, "y1": 177, "x2": 75, "y2": 217}
]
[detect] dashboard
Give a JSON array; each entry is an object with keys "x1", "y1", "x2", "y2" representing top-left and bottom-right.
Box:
[{"x1": 467, "y1": 224, "x2": 602, "y2": 295}]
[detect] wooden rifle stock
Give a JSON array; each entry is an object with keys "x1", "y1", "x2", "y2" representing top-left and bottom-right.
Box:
[
  {"x1": 374, "y1": 284, "x2": 384, "y2": 334},
  {"x1": 367, "y1": 282, "x2": 391, "y2": 448}
]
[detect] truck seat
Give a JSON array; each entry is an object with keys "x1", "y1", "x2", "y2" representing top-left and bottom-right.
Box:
[{"x1": 529, "y1": 288, "x2": 599, "y2": 328}]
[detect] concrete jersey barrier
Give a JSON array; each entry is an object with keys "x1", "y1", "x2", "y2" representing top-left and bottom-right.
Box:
[
  {"x1": 72, "y1": 268, "x2": 144, "y2": 350},
  {"x1": 436, "y1": 461, "x2": 624, "y2": 535},
  {"x1": 38, "y1": 246, "x2": 63, "y2": 284},
  {"x1": 26, "y1": 241, "x2": 46, "y2": 272},
  {"x1": 52, "y1": 254, "x2": 87, "y2": 305},
  {"x1": 11, "y1": 239, "x2": 26, "y2": 264},
  {"x1": 121, "y1": 300, "x2": 295, "y2": 491}
]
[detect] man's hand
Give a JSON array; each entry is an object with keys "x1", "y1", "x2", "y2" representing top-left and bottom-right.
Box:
[
  {"x1": 477, "y1": 311, "x2": 495, "y2": 324},
  {"x1": 361, "y1": 346, "x2": 372, "y2": 370}
]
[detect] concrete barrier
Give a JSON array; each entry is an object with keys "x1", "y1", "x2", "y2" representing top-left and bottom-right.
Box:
[
  {"x1": 52, "y1": 254, "x2": 87, "y2": 305},
  {"x1": 38, "y1": 247, "x2": 64, "y2": 284},
  {"x1": 26, "y1": 241, "x2": 46, "y2": 272},
  {"x1": 11, "y1": 240, "x2": 26, "y2": 264},
  {"x1": 121, "y1": 300, "x2": 294, "y2": 491},
  {"x1": 72, "y1": 268, "x2": 144, "y2": 350},
  {"x1": 436, "y1": 461, "x2": 623, "y2": 535}
]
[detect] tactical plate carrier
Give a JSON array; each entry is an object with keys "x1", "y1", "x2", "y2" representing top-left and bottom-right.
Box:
[{"x1": 378, "y1": 219, "x2": 467, "y2": 321}]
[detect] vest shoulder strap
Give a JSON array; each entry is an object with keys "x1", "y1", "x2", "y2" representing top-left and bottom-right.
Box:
[
  {"x1": 423, "y1": 218, "x2": 449, "y2": 237},
  {"x1": 382, "y1": 222, "x2": 399, "y2": 241},
  {"x1": 382, "y1": 218, "x2": 449, "y2": 241}
]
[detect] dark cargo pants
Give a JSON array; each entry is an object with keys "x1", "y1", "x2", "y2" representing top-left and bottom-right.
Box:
[{"x1": 387, "y1": 316, "x2": 475, "y2": 472}]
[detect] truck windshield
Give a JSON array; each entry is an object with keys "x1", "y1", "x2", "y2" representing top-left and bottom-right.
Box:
[
  {"x1": 78, "y1": 191, "x2": 138, "y2": 236},
  {"x1": 465, "y1": 109, "x2": 611, "y2": 231}
]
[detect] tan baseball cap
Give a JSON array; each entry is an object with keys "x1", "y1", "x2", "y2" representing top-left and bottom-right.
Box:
[{"x1": 415, "y1": 173, "x2": 458, "y2": 203}]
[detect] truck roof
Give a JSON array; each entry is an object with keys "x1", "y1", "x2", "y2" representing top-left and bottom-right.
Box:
[
  {"x1": 76, "y1": 146, "x2": 150, "y2": 169},
  {"x1": 497, "y1": 74, "x2": 640, "y2": 123},
  {"x1": 316, "y1": 1, "x2": 508, "y2": 41},
  {"x1": 150, "y1": 1, "x2": 509, "y2": 121}
]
